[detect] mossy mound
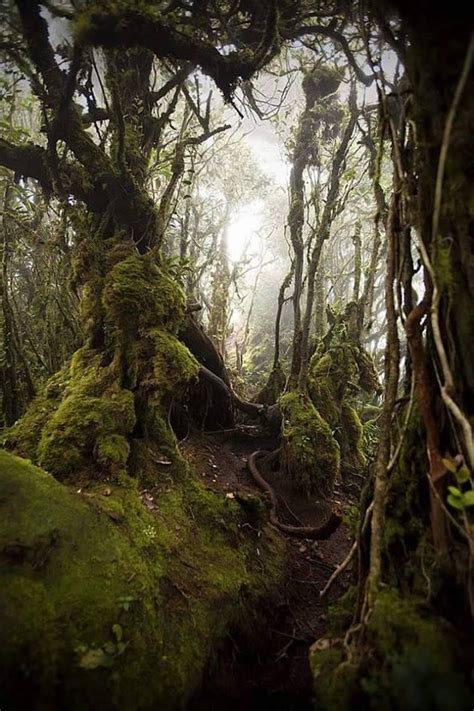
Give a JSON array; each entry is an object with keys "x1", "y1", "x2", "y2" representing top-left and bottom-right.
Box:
[
  {"x1": 280, "y1": 390, "x2": 340, "y2": 498},
  {"x1": 311, "y1": 590, "x2": 472, "y2": 711},
  {"x1": 307, "y1": 340, "x2": 377, "y2": 481},
  {"x1": 2, "y1": 366, "x2": 71, "y2": 461},
  {"x1": 7, "y1": 348, "x2": 135, "y2": 480},
  {"x1": 0, "y1": 449, "x2": 285, "y2": 710}
]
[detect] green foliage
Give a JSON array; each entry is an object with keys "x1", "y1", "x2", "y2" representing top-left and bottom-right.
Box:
[
  {"x1": 442, "y1": 456, "x2": 474, "y2": 515},
  {"x1": 447, "y1": 485, "x2": 474, "y2": 511}
]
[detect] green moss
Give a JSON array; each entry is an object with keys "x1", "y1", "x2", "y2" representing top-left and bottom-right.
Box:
[
  {"x1": 0, "y1": 449, "x2": 285, "y2": 709},
  {"x1": 6, "y1": 252, "x2": 198, "y2": 484},
  {"x1": 280, "y1": 390, "x2": 340, "y2": 497},
  {"x1": 308, "y1": 352, "x2": 342, "y2": 427},
  {"x1": 364, "y1": 591, "x2": 470, "y2": 710},
  {"x1": 147, "y1": 328, "x2": 199, "y2": 394},
  {"x1": 102, "y1": 254, "x2": 185, "y2": 340},
  {"x1": 95, "y1": 434, "x2": 130, "y2": 467},
  {"x1": 312, "y1": 590, "x2": 471, "y2": 711},
  {"x1": 338, "y1": 402, "x2": 366, "y2": 477},
  {"x1": 306, "y1": 339, "x2": 378, "y2": 484},
  {"x1": 4, "y1": 366, "x2": 71, "y2": 460},
  {"x1": 37, "y1": 362, "x2": 136, "y2": 479}
]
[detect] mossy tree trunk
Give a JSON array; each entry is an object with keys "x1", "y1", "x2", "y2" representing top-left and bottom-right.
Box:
[
  {"x1": 0, "y1": 2, "x2": 240, "y2": 480},
  {"x1": 388, "y1": 0, "x2": 474, "y2": 604},
  {"x1": 298, "y1": 92, "x2": 357, "y2": 390}
]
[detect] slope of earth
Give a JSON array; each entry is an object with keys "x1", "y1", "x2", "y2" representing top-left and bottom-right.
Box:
[{"x1": 183, "y1": 429, "x2": 356, "y2": 709}]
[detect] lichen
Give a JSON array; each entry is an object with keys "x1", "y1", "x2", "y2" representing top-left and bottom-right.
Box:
[
  {"x1": 0, "y1": 448, "x2": 285, "y2": 709},
  {"x1": 280, "y1": 390, "x2": 340, "y2": 497}
]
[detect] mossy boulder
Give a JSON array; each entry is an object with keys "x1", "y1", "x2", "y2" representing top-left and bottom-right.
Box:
[
  {"x1": 311, "y1": 590, "x2": 472, "y2": 710},
  {"x1": 0, "y1": 449, "x2": 285, "y2": 710},
  {"x1": 280, "y1": 390, "x2": 340, "y2": 497}
]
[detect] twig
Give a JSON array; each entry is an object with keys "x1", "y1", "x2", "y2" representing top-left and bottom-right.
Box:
[
  {"x1": 387, "y1": 370, "x2": 415, "y2": 472},
  {"x1": 320, "y1": 502, "x2": 374, "y2": 598}
]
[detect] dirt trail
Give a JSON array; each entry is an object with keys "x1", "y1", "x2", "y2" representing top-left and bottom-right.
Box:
[{"x1": 183, "y1": 429, "x2": 355, "y2": 709}]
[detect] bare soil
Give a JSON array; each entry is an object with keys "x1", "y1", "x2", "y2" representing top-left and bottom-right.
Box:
[{"x1": 183, "y1": 428, "x2": 356, "y2": 710}]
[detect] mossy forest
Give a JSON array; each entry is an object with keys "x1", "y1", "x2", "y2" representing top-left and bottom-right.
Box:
[{"x1": 0, "y1": 2, "x2": 473, "y2": 709}]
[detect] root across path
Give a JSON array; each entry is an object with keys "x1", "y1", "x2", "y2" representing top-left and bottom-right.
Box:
[
  {"x1": 183, "y1": 430, "x2": 355, "y2": 710},
  {"x1": 248, "y1": 450, "x2": 342, "y2": 539}
]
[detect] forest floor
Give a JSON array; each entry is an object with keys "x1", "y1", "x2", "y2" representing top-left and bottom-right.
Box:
[{"x1": 183, "y1": 428, "x2": 356, "y2": 710}]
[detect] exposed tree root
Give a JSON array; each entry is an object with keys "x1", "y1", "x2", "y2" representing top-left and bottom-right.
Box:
[{"x1": 247, "y1": 450, "x2": 342, "y2": 540}]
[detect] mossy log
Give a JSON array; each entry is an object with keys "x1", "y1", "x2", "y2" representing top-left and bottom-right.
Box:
[{"x1": 0, "y1": 449, "x2": 285, "y2": 709}]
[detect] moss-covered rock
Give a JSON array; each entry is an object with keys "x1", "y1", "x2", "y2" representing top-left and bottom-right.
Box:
[
  {"x1": 0, "y1": 449, "x2": 285, "y2": 710},
  {"x1": 311, "y1": 590, "x2": 472, "y2": 711},
  {"x1": 280, "y1": 390, "x2": 340, "y2": 497}
]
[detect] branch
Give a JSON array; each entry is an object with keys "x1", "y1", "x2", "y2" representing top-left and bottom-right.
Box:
[
  {"x1": 74, "y1": 2, "x2": 280, "y2": 98},
  {"x1": 288, "y1": 24, "x2": 374, "y2": 86},
  {"x1": 0, "y1": 137, "x2": 105, "y2": 209},
  {"x1": 0, "y1": 139, "x2": 52, "y2": 190},
  {"x1": 16, "y1": 0, "x2": 65, "y2": 101}
]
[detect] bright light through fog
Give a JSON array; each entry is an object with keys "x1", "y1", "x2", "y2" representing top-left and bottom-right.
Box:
[{"x1": 227, "y1": 201, "x2": 264, "y2": 262}]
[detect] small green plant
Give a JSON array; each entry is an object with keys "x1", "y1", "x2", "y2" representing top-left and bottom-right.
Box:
[
  {"x1": 118, "y1": 595, "x2": 135, "y2": 612},
  {"x1": 443, "y1": 457, "x2": 474, "y2": 511},
  {"x1": 76, "y1": 623, "x2": 128, "y2": 670}
]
